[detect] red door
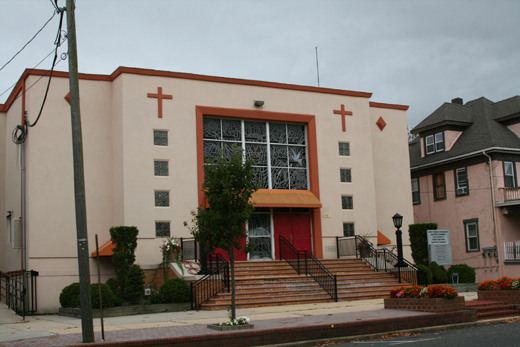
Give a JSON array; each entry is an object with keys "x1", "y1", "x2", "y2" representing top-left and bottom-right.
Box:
[{"x1": 273, "y1": 213, "x2": 312, "y2": 259}]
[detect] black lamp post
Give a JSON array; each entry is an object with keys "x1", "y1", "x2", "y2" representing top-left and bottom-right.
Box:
[{"x1": 392, "y1": 213, "x2": 404, "y2": 283}]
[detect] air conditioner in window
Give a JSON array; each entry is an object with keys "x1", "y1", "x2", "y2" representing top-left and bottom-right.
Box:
[{"x1": 457, "y1": 187, "x2": 467, "y2": 195}]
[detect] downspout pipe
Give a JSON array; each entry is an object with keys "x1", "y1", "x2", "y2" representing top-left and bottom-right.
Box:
[
  {"x1": 483, "y1": 150, "x2": 501, "y2": 277},
  {"x1": 21, "y1": 78, "x2": 27, "y2": 271}
]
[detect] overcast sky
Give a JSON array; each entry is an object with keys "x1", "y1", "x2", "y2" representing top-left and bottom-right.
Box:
[{"x1": 1, "y1": 0, "x2": 519, "y2": 128}]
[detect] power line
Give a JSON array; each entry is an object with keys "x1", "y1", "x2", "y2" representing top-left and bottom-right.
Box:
[{"x1": 0, "y1": 10, "x2": 58, "y2": 73}]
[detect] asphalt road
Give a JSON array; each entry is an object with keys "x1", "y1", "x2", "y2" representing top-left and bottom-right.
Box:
[{"x1": 330, "y1": 320, "x2": 520, "y2": 346}]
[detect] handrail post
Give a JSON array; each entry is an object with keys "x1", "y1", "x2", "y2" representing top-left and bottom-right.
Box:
[
  {"x1": 334, "y1": 275, "x2": 338, "y2": 302},
  {"x1": 398, "y1": 265, "x2": 402, "y2": 284},
  {"x1": 336, "y1": 236, "x2": 339, "y2": 259}
]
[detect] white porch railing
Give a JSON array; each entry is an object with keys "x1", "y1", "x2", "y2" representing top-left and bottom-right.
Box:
[
  {"x1": 504, "y1": 240, "x2": 520, "y2": 260},
  {"x1": 502, "y1": 187, "x2": 520, "y2": 202}
]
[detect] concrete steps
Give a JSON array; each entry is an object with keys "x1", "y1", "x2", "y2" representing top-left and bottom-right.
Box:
[{"x1": 198, "y1": 259, "x2": 403, "y2": 310}]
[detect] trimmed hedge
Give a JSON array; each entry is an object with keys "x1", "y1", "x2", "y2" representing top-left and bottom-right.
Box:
[
  {"x1": 448, "y1": 264, "x2": 476, "y2": 284},
  {"x1": 59, "y1": 282, "x2": 115, "y2": 309},
  {"x1": 429, "y1": 261, "x2": 448, "y2": 284},
  {"x1": 160, "y1": 278, "x2": 190, "y2": 303},
  {"x1": 417, "y1": 264, "x2": 433, "y2": 286},
  {"x1": 408, "y1": 223, "x2": 437, "y2": 266}
]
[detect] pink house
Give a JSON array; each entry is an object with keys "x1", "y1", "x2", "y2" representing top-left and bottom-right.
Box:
[{"x1": 410, "y1": 96, "x2": 520, "y2": 282}]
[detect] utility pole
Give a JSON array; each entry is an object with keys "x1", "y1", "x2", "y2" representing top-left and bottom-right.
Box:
[{"x1": 66, "y1": 0, "x2": 94, "y2": 342}]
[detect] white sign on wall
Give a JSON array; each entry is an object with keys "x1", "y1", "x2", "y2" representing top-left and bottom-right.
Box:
[{"x1": 427, "y1": 230, "x2": 452, "y2": 266}]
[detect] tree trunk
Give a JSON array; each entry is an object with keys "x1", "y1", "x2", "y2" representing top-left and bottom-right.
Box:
[{"x1": 230, "y1": 247, "x2": 236, "y2": 320}]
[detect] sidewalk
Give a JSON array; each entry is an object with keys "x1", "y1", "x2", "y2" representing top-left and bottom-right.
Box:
[{"x1": 0, "y1": 293, "x2": 488, "y2": 347}]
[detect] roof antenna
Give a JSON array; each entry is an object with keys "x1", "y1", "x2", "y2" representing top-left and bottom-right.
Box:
[{"x1": 315, "y1": 46, "x2": 320, "y2": 87}]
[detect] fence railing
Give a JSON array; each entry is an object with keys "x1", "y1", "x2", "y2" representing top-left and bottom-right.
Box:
[
  {"x1": 501, "y1": 187, "x2": 520, "y2": 202},
  {"x1": 336, "y1": 236, "x2": 427, "y2": 286},
  {"x1": 279, "y1": 236, "x2": 337, "y2": 302},
  {"x1": 504, "y1": 240, "x2": 520, "y2": 260},
  {"x1": 0, "y1": 270, "x2": 38, "y2": 319},
  {"x1": 190, "y1": 253, "x2": 229, "y2": 310}
]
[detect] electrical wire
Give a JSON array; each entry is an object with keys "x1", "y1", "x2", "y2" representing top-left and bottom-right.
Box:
[{"x1": 0, "y1": 10, "x2": 57, "y2": 73}]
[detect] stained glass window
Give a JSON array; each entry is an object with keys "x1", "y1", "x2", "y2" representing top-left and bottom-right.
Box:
[
  {"x1": 155, "y1": 191, "x2": 169, "y2": 207},
  {"x1": 339, "y1": 142, "x2": 350, "y2": 156},
  {"x1": 202, "y1": 117, "x2": 308, "y2": 190},
  {"x1": 343, "y1": 223, "x2": 355, "y2": 237},
  {"x1": 340, "y1": 169, "x2": 351, "y2": 183},
  {"x1": 154, "y1": 160, "x2": 168, "y2": 176},
  {"x1": 155, "y1": 222, "x2": 170, "y2": 237},
  {"x1": 342, "y1": 196, "x2": 353, "y2": 210},
  {"x1": 154, "y1": 130, "x2": 168, "y2": 146}
]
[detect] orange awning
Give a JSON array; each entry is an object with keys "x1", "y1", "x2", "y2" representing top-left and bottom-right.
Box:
[
  {"x1": 250, "y1": 189, "x2": 322, "y2": 208},
  {"x1": 91, "y1": 240, "x2": 115, "y2": 257},
  {"x1": 377, "y1": 230, "x2": 392, "y2": 245}
]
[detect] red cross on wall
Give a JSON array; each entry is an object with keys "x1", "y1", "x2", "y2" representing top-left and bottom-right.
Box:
[
  {"x1": 333, "y1": 104, "x2": 353, "y2": 132},
  {"x1": 147, "y1": 87, "x2": 172, "y2": 118}
]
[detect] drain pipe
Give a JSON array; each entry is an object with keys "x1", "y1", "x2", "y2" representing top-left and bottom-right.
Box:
[{"x1": 483, "y1": 151, "x2": 501, "y2": 277}]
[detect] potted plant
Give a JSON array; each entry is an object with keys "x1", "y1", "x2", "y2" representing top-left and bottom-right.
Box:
[
  {"x1": 384, "y1": 284, "x2": 465, "y2": 313},
  {"x1": 477, "y1": 276, "x2": 520, "y2": 303},
  {"x1": 160, "y1": 237, "x2": 182, "y2": 262},
  {"x1": 357, "y1": 237, "x2": 373, "y2": 257}
]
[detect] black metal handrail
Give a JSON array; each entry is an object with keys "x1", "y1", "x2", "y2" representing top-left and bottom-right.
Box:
[
  {"x1": 279, "y1": 236, "x2": 337, "y2": 302},
  {"x1": 336, "y1": 235, "x2": 427, "y2": 286},
  {"x1": 190, "y1": 253, "x2": 229, "y2": 310},
  {"x1": 0, "y1": 270, "x2": 38, "y2": 319}
]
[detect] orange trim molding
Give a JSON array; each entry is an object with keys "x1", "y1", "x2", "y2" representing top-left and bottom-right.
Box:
[
  {"x1": 251, "y1": 189, "x2": 322, "y2": 208},
  {"x1": 369, "y1": 102, "x2": 409, "y2": 111},
  {"x1": 377, "y1": 230, "x2": 392, "y2": 245},
  {"x1": 91, "y1": 240, "x2": 115, "y2": 257},
  {"x1": 195, "y1": 106, "x2": 323, "y2": 258}
]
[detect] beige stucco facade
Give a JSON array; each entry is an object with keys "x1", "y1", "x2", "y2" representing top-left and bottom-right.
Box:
[{"x1": 0, "y1": 67, "x2": 413, "y2": 313}]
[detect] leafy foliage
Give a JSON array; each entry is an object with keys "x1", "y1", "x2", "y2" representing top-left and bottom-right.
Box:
[
  {"x1": 91, "y1": 283, "x2": 116, "y2": 309},
  {"x1": 160, "y1": 278, "x2": 190, "y2": 303},
  {"x1": 478, "y1": 277, "x2": 520, "y2": 290},
  {"x1": 60, "y1": 282, "x2": 116, "y2": 309},
  {"x1": 416, "y1": 264, "x2": 433, "y2": 286},
  {"x1": 105, "y1": 277, "x2": 120, "y2": 297},
  {"x1": 110, "y1": 226, "x2": 139, "y2": 298},
  {"x1": 390, "y1": 285, "x2": 423, "y2": 298},
  {"x1": 390, "y1": 284, "x2": 458, "y2": 300},
  {"x1": 185, "y1": 145, "x2": 258, "y2": 320},
  {"x1": 429, "y1": 261, "x2": 448, "y2": 284},
  {"x1": 408, "y1": 223, "x2": 437, "y2": 266},
  {"x1": 124, "y1": 264, "x2": 145, "y2": 304},
  {"x1": 447, "y1": 264, "x2": 476, "y2": 284},
  {"x1": 59, "y1": 282, "x2": 81, "y2": 308}
]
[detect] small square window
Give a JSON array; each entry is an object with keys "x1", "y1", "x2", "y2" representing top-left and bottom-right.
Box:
[
  {"x1": 341, "y1": 196, "x2": 353, "y2": 210},
  {"x1": 155, "y1": 222, "x2": 170, "y2": 237},
  {"x1": 339, "y1": 142, "x2": 350, "y2": 156},
  {"x1": 154, "y1": 130, "x2": 168, "y2": 146},
  {"x1": 154, "y1": 160, "x2": 169, "y2": 176},
  {"x1": 155, "y1": 191, "x2": 170, "y2": 207},
  {"x1": 343, "y1": 223, "x2": 355, "y2": 237},
  {"x1": 340, "y1": 169, "x2": 352, "y2": 183}
]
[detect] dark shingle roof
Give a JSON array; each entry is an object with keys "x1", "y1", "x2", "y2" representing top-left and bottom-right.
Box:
[{"x1": 410, "y1": 96, "x2": 520, "y2": 169}]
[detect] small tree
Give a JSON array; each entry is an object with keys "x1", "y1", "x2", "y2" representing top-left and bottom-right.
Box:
[
  {"x1": 185, "y1": 145, "x2": 258, "y2": 320},
  {"x1": 110, "y1": 226, "x2": 139, "y2": 298}
]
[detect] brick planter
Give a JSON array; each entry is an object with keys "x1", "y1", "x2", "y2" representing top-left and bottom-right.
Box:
[
  {"x1": 478, "y1": 290, "x2": 520, "y2": 304},
  {"x1": 384, "y1": 296, "x2": 466, "y2": 313}
]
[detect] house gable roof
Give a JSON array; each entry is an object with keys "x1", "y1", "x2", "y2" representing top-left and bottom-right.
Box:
[{"x1": 410, "y1": 96, "x2": 520, "y2": 169}]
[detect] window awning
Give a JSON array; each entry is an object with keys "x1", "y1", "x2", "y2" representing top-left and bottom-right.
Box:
[
  {"x1": 91, "y1": 240, "x2": 115, "y2": 257},
  {"x1": 250, "y1": 189, "x2": 322, "y2": 208},
  {"x1": 377, "y1": 230, "x2": 392, "y2": 245}
]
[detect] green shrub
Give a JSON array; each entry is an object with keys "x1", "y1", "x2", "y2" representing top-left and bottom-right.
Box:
[
  {"x1": 113, "y1": 297, "x2": 125, "y2": 307},
  {"x1": 110, "y1": 226, "x2": 139, "y2": 294},
  {"x1": 147, "y1": 293, "x2": 164, "y2": 305},
  {"x1": 429, "y1": 261, "x2": 448, "y2": 283},
  {"x1": 160, "y1": 278, "x2": 190, "y2": 303},
  {"x1": 417, "y1": 264, "x2": 433, "y2": 286},
  {"x1": 59, "y1": 282, "x2": 81, "y2": 308},
  {"x1": 447, "y1": 264, "x2": 476, "y2": 284},
  {"x1": 60, "y1": 282, "x2": 116, "y2": 309},
  {"x1": 91, "y1": 283, "x2": 115, "y2": 309},
  {"x1": 105, "y1": 277, "x2": 118, "y2": 293},
  {"x1": 124, "y1": 264, "x2": 145, "y2": 304},
  {"x1": 408, "y1": 223, "x2": 437, "y2": 266}
]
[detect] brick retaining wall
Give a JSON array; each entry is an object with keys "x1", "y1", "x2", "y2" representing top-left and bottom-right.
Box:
[
  {"x1": 384, "y1": 296, "x2": 466, "y2": 313},
  {"x1": 478, "y1": 290, "x2": 520, "y2": 304}
]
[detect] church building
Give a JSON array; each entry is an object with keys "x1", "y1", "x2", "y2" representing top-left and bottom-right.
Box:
[{"x1": 0, "y1": 67, "x2": 413, "y2": 313}]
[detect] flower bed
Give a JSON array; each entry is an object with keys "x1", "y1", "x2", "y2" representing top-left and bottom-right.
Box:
[
  {"x1": 384, "y1": 284, "x2": 465, "y2": 313},
  {"x1": 477, "y1": 276, "x2": 520, "y2": 303}
]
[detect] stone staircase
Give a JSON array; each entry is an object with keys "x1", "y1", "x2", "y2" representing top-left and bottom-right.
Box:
[
  {"x1": 198, "y1": 259, "x2": 403, "y2": 310},
  {"x1": 466, "y1": 300, "x2": 520, "y2": 320}
]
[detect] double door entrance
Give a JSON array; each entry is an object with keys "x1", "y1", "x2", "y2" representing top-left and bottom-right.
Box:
[{"x1": 248, "y1": 212, "x2": 312, "y2": 261}]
